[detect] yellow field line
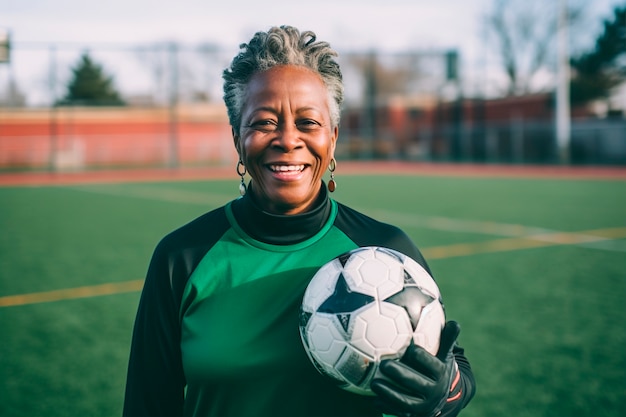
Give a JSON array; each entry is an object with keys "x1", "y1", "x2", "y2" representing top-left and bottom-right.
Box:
[
  {"x1": 0, "y1": 280, "x2": 144, "y2": 307},
  {"x1": 1, "y1": 227, "x2": 625, "y2": 308},
  {"x1": 423, "y1": 237, "x2": 553, "y2": 259},
  {"x1": 582, "y1": 227, "x2": 626, "y2": 239},
  {"x1": 423, "y1": 227, "x2": 626, "y2": 259}
]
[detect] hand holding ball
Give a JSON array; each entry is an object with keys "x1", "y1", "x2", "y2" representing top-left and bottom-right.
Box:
[{"x1": 299, "y1": 247, "x2": 445, "y2": 395}]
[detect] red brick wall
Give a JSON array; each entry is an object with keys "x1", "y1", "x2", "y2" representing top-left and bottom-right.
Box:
[{"x1": 0, "y1": 105, "x2": 236, "y2": 169}]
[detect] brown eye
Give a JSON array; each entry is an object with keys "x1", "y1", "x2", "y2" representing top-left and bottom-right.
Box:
[
  {"x1": 248, "y1": 119, "x2": 278, "y2": 132},
  {"x1": 297, "y1": 119, "x2": 321, "y2": 131}
]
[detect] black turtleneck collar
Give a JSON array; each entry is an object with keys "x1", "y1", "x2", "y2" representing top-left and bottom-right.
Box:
[{"x1": 230, "y1": 183, "x2": 332, "y2": 245}]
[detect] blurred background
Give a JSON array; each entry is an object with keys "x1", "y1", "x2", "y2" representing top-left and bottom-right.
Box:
[
  {"x1": 0, "y1": 0, "x2": 625, "y2": 170},
  {"x1": 1, "y1": 3, "x2": 626, "y2": 417}
]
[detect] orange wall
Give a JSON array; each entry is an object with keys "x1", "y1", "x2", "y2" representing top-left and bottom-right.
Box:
[{"x1": 0, "y1": 105, "x2": 237, "y2": 169}]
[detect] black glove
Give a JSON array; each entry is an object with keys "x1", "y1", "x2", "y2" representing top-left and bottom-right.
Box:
[{"x1": 370, "y1": 320, "x2": 460, "y2": 417}]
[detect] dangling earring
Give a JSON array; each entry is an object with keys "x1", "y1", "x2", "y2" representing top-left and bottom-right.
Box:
[
  {"x1": 237, "y1": 160, "x2": 247, "y2": 196},
  {"x1": 328, "y1": 158, "x2": 337, "y2": 192}
]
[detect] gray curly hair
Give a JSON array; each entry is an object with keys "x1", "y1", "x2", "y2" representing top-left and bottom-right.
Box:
[{"x1": 223, "y1": 25, "x2": 344, "y2": 134}]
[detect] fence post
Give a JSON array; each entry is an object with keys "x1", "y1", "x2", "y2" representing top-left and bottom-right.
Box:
[
  {"x1": 48, "y1": 45, "x2": 58, "y2": 173},
  {"x1": 168, "y1": 42, "x2": 179, "y2": 168},
  {"x1": 512, "y1": 115, "x2": 524, "y2": 163}
]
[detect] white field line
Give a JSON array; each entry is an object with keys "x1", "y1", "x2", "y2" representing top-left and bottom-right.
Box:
[
  {"x1": 66, "y1": 185, "x2": 626, "y2": 253},
  {"x1": 3, "y1": 187, "x2": 623, "y2": 308},
  {"x1": 360, "y1": 209, "x2": 626, "y2": 253},
  {"x1": 362, "y1": 209, "x2": 553, "y2": 237},
  {"x1": 64, "y1": 184, "x2": 232, "y2": 207},
  {"x1": 577, "y1": 239, "x2": 626, "y2": 252}
]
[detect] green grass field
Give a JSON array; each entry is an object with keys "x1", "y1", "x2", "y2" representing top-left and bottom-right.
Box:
[{"x1": 1, "y1": 173, "x2": 625, "y2": 417}]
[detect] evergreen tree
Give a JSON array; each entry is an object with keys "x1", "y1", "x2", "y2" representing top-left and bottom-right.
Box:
[
  {"x1": 59, "y1": 52, "x2": 125, "y2": 106},
  {"x1": 570, "y1": 5, "x2": 626, "y2": 105}
]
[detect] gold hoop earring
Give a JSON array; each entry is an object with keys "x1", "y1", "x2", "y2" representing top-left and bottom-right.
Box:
[
  {"x1": 237, "y1": 160, "x2": 247, "y2": 196},
  {"x1": 328, "y1": 158, "x2": 337, "y2": 192}
]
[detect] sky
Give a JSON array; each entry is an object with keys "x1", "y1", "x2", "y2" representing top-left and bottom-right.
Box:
[
  {"x1": 4, "y1": 0, "x2": 492, "y2": 50},
  {"x1": 0, "y1": 0, "x2": 623, "y2": 105}
]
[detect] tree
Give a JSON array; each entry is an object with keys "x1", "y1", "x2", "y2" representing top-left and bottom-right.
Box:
[
  {"x1": 570, "y1": 5, "x2": 626, "y2": 107},
  {"x1": 484, "y1": 0, "x2": 585, "y2": 96},
  {"x1": 59, "y1": 52, "x2": 125, "y2": 106}
]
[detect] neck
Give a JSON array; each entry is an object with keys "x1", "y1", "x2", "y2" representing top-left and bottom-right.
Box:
[{"x1": 232, "y1": 184, "x2": 331, "y2": 245}]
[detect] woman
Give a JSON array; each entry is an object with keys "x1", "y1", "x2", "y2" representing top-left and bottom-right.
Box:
[{"x1": 123, "y1": 25, "x2": 475, "y2": 417}]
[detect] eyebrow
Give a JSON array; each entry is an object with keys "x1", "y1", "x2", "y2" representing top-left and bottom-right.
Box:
[{"x1": 247, "y1": 105, "x2": 324, "y2": 118}]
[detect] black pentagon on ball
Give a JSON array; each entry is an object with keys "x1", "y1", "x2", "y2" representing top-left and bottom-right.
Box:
[
  {"x1": 336, "y1": 251, "x2": 353, "y2": 267},
  {"x1": 384, "y1": 284, "x2": 435, "y2": 330},
  {"x1": 318, "y1": 273, "x2": 375, "y2": 315}
]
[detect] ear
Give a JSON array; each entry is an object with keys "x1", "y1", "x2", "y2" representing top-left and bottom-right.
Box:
[
  {"x1": 232, "y1": 127, "x2": 241, "y2": 159},
  {"x1": 330, "y1": 126, "x2": 339, "y2": 156}
]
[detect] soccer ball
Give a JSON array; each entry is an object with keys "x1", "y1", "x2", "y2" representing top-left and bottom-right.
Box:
[{"x1": 299, "y1": 246, "x2": 445, "y2": 396}]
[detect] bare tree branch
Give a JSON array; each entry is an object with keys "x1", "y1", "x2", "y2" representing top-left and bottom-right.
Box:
[{"x1": 484, "y1": 0, "x2": 587, "y2": 96}]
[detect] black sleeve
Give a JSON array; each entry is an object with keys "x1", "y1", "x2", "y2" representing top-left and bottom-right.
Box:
[
  {"x1": 123, "y1": 238, "x2": 186, "y2": 417},
  {"x1": 333, "y1": 201, "x2": 432, "y2": 274},
  {"x1": 123, "y1": 208, "x2": 230, "y2": 417}
]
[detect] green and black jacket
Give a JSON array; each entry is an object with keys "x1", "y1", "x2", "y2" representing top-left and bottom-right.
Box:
[{"x1": 123, "y1": 185, "x2": 475, "y2": 417}]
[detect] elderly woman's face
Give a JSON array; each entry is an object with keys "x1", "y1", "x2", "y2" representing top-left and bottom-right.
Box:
[{"x1": 235, "y1": 65, "x2": 338, "y2": 215}]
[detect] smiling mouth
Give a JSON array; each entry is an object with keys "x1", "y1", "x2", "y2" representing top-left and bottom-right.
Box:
[{"x1": 268, "y1": 164, "x2": 306, "y2": 173}]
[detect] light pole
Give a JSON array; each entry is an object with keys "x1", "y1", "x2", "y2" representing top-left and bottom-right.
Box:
[{"x1": 556, "y1": 0, "x2": 571, "y2": 164}]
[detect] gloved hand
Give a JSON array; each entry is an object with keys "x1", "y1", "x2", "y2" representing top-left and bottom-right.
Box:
[{"x1": 370, "y1": 320, "x2": 460, "y2": 417}]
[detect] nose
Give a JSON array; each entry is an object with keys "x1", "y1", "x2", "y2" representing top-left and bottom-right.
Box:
[{"x1": 272, "y1": 123, "x2": 302, "y2": 152}]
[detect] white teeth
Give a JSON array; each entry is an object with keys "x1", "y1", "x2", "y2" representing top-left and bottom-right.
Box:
[{"x1": 270, "y1": 165, "x2": 305, "y2": 172}]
